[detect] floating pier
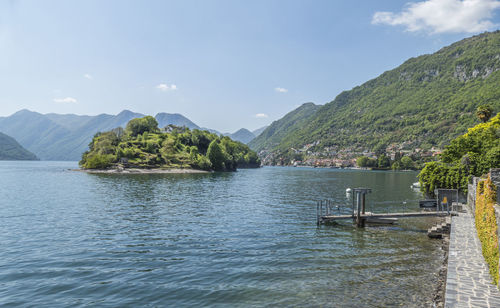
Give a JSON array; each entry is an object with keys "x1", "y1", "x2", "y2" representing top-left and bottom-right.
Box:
[{"x1": 316, "y1": 187, "x2": 455, "y2": 227}]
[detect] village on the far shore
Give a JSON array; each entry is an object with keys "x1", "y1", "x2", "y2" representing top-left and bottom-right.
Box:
[{"x1": 258, "y1": 141, "x2": 443, "y2": 168}]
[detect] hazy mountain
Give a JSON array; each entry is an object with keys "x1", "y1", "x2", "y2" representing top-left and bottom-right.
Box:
[
  {"x1": 248, "y1": 102, "x2": 321, "y2": 152},
  {"x1": 226, "y1": 128, "x2": 256, "y2": 144},
  {"x1": 252, "y1": 126, "x2": 268, "y2": 137},
  {"x1": 0, "y1": 110, "x2": 203, "y2": 161},
  {"x1": 155, "y1": 113, "x2": 200, "y2": 130},
  {"x1": 251, "y1": 31, "x2": 500, "y2": 154},
  {"x1": 0, "y1": 132, "x2": 38, "y2": 160},
  {"x1": 202, "y1": 128, "x2": 222, "y2": 135}
]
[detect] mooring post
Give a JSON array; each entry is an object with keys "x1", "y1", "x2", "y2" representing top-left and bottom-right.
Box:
[
  {"x1": 352, "y1": 188, "x2": 371, "y2": 227},
  {"x1": 316, "y1": 201, "x2": 319, "y2": 225},
  {"x1": 356, "y1": 191, "x2": 362, "y2": 227},
  {"x1": 360, "y1": 193, "x2": 366, "y2": 227},
  {"x1": 362, "y1": 193, "x2": 366, "y2": 214}
]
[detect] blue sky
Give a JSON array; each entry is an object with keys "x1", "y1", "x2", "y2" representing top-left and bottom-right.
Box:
[{"x1": 1, "y1": 0, "x2": 499, "y2": 132}]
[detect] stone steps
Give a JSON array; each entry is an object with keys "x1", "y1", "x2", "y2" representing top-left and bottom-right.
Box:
[{"x1": 428, "y1": 219, "x2": 451, "y2": 238}]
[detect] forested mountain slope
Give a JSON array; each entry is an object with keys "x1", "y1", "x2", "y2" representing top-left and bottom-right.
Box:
[
  {"x1": 254, "y1": 31, "x2": 500, "y2": 154},
  {"x1": 248, "y1": 102, "x2": 321, "y2": 152},
  {"x1": 0, "y1": 132, "x2": 38, "y2": 160}
]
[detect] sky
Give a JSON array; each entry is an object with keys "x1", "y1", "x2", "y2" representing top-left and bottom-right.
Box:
[{"x1": 1, "y1": 0, "x2": 500, "y2": 133}]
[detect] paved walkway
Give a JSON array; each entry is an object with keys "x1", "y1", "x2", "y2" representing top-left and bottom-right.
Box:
[{"x1": 445, "y1": 209, "x2": 500, "y2": 307}]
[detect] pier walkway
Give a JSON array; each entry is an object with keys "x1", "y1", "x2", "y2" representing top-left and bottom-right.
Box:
[{"x1": 445, "y1": 208, "x2": 500, "y2": 307}]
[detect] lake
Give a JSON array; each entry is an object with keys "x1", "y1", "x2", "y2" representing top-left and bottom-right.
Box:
[{"x1": 0, "y1": 161, "x2": 444, "y2": 307}]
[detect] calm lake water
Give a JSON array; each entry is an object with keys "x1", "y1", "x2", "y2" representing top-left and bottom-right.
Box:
[{"x1": 0, "y1": 161, "x2": 444, "y2": 307}]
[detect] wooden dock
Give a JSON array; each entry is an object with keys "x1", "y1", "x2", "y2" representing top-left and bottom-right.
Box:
[
  {"x1": 316, "y1": 187, "x2": 455, "y2": 227},
  {"x1": 318, "y1": 211, "x2": 454, "y2": 224}
]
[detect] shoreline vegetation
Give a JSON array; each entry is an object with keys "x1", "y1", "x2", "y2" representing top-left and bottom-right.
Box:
[
  {"x1": 78, "y1": 116, "x2": 261, "y2": 172},
  {"x1": 419, "y1": 111, "x2": 499, "y2": 195},
  {"x1": 74, "y1": 167, "x2": 210, "y2": 174}
]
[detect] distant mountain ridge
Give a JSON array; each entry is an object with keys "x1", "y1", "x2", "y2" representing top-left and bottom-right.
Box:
[
  {"x1": 225, "y1": 128, "x2": 256, "y2": 144},
  {"x1": 250, "y1": 31, "x2": 500, "y2": 155},
  {"x1": 0, "y1": 110, "x2": 263, "y2": 160},
  {"x1": 223, "y1": 125, "x2": 268, "y2": 144},
  {"x1": 155, "y1": 113, "x2": 200, "y2": 130},
  {"x1": 0, "y1": 110, "x2": 203, "y2": 160},
  {"x1": 0, "y1": 132, "x2": 38, "y2": 160}
]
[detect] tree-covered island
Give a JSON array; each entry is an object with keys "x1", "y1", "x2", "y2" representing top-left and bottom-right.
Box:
[{"x1": 79, "y1": 116, "x2": 261, "y2": 172}]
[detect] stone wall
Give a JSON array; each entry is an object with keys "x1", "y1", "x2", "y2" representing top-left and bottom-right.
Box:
[{"x1": 468, "y1": 177, "x2": 480, "y2": 216}]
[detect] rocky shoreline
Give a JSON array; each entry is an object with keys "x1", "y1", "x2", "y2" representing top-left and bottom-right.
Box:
[
  {"x1": 432, "y1": 231, "x2": 450, "y2": 308},
  {"x1": 73, "y1": 168, "x2": 210, "y2": 174}
]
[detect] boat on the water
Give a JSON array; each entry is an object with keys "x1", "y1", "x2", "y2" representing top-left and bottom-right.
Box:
[
  {"x1": 419, "y1": 199, "x2": 437, "y2": 208},
  {"x1": 411, "y1": 182, "x2": 421, "y2": 189}
]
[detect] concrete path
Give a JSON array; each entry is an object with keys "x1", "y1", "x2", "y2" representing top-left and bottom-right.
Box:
[{"x1": 445, "y1": 209, "x2": 500, "y2": 307}]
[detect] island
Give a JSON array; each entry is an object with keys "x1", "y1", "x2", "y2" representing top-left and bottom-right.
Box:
[{"x1": 79, "y1": 116, "x2": 261, "y2": 173}]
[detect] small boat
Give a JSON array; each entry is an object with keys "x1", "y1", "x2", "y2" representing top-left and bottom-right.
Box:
[
  {"x1": 419, "y1": 199, "x2": 437, "y2": 208},
  {"x1": 411, "y1": 182, "x2": 421, "y2": 189},
  {"x1": 346, "y1": 188, "x2": 352, "y2": 193}
]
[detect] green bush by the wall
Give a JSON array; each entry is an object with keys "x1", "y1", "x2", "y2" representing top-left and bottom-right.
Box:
[{"x1": 475, "y1": 176, "x2": 499, "y2": 285}]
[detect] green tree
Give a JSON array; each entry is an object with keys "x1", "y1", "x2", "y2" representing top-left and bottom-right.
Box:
[
  {"x1": 401, "y1": 156, "x2": 414, "y2": 170},
  {"x1": 356, "y1": 156, "x2": 369, "y2": 167},
  {"x1": 392, "y1": 161, "x2": 401, "y2": 170},
  {"x1": 357, "y1": 156, "x2": 377, "y2": 167},
  {"x1": 81, "y1": 154, "x2": 114, "y2": 169},
  {"x1": 207, "y1": 140, "x2": 226, "y2": 171},
  {"x1": 377, "y1": 154, "x2": 391, "y2": 168},
  {"x1": 125, "y1": 116, "x2": 159, "y2": 137},
  {"x1": 476, "y1": 105, "x2": 493, "y2": 123},
  {"x1": 419, "y1": 113, "x2": 500, "y2": 195}
]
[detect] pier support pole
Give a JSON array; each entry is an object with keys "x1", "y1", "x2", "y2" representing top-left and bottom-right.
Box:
[
  {"x1": 356, "y1": 192, "x2": 362, "y2": 227},
  {"x1": 353, "y1": 188, "x2": 371, "y2": 228},
  {"x1": 316, "y1": 201, "x2": 319, "y2": 225}
]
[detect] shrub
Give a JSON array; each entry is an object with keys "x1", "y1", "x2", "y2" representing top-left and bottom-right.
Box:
[
  {"x1": 83, "y1": 154, "x2": 114, "y2": 169},
  {"x1": 475, "y1": 176, "x2": 499, "y2": 285}
]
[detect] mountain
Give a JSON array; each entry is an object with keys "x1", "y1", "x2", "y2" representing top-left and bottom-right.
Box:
[
  {"x1": 0, "y1": 110, "x2": 202, "y2": 161},
  {"x1": 155, "y1": 113, "x2": 200, "y2": 130},
  {"x1": 252, "y1": 126, "x2": 268, "y2": 137},
  {"x1": 251, "y1": 31, "x2": 500, "y2": 155},
  {"x1": 248, "y1": 102, "x2": 321, "y2": 152},
  {"x1": 0, "y1": 132, "x2": 38, "y2": 160},
  {"x1": 226, "y1": 128, "x2": 256, "y2": 144},
  {"x1": 202, "y1": 128, "x2": 222, "y2": 135},
  {"x1": 0, "y1": 110, "x2": 74, "y2": 160}
]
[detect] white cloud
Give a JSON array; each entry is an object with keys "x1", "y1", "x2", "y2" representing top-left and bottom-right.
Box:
[
  {"x1": 156, "y1": 83, "x2": 178, "y2": 91},
  {"x1": 84, "y1": 73, "x2": 93, "y2": 80},
  {"x1": 255, "y1": 113, "x2": 269, "y2": 118},
  {"x1": 275, "y1": 87, "x2": 288, "y2": 93},
  {"x1": 53, "y1": 97, "x2": 77, "y2": 103},
  {"x1": 372, "y1": 0, "x2": 500, "y2": 34}
]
